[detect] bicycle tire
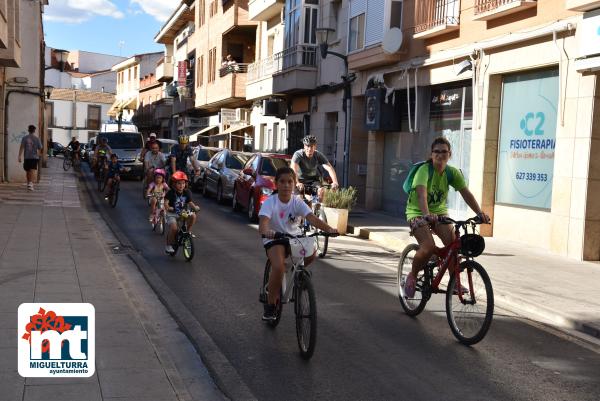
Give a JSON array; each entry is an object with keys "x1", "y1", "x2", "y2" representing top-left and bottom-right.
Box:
[
  {"x1": 446, "y1": 260, "x2": 494, "y2": 346},
  {"x1": 295, "y1": 273, "x2": 317, "y2": 359},
  {"x1": 141, "y1": 177, "x2": 147, "y2": 199},
  {"x1": 158, "y1": 214, "x2": 165, "y2": 236},
  {"x1": 109, "y1": 185, "x2": 119, "y2": 208},
  {"x1": 260, "y1": 260, "x2": 282, "y2": 328},
  {"x1": 316, "y1": 207, "x2": 329, "y2": 258},
  {"x1": 63, "y1": 157, "x2": 72, "y2": 171},
  {"x1": 98, "y1": 172, "x2": 106, "y2": 192},
  {"x1": 397, "y1": 243, "x2": 428, "y2": 316},
  {"x1": 182, "y1": 235, "x2": 194, "y2": 261}
]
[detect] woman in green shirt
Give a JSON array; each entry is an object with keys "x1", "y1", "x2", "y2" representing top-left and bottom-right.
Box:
[{"x1": 404, "y1": 136, "x2": 490, "y2": 298}]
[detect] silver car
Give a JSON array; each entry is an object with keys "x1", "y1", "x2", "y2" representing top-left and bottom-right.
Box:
[
  {"x1": 202, "y1": 149, "x2": 252, "y2": 203},
  {"x1": 190, "y1": 146, "x2": 221, "y2": 192}
]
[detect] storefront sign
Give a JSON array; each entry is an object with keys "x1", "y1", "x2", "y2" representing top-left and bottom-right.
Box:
[
  {"x1": 578, "y1": 9, "x2": 600, "y2": 59},
  {"x1": 429, "y1": 83, "x2": 471, "y2": 119},
  {"x1": 496, "y1": 69, "x2": 558, "y2": 210},
  {"x1": 178, "y1": 61, "x2": 187, "y2": 86}
]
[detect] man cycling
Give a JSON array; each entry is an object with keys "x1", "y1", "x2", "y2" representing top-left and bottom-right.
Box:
[
  {"x1": 140, "y1": 132, "x2": 162, "y2": 162},
  {"x1": 66, "y1": 136, "x2": 81, "y2": 163},
  {"x1": 169, "y1": 135, "x2": 200, "y2": 179},
  {"x1": 144, "y1": 141, "x2": 166, "y2": 188},
  {"x1": 92, "y1": 137, "x2": 112, "y2": 174},
  {"x1": 291, "y1": 135, "x2": 339, "y2": 202}
]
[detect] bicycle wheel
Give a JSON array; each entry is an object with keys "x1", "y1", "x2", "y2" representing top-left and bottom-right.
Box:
[
  {"x1": 63, "y1": 157, "x2": 72, "y2": 171},
  {"x1": 109, "y1": 185, "x2": 119, "y2": 208},
  {"x1": 397, "y1": 243, "x2": 428, "y2": 316},
  {"x1": 182, "y1": 235, "x2": 194, "y2": 261},
  {"x1": 141, "y1": 177, "x2": 147, "y2": 199},
  {"x1": 158, "y1": 214, "x2": 165, "y2": 236},
  {"x1": 295, "y1": 273, "x2": 317, "y2": 359},
  {"x1": 98, "y1": 172, "x2": 106, "y2": 192},
  {"x1": 315, "y1": 207, "x2": 329, "y2": 258},
  {"x1": 260, "y1": 261, "x2": 282, "y2": 328},
  {"x1": 446, "y1": 260, "x2": 494, "y2": 346}
]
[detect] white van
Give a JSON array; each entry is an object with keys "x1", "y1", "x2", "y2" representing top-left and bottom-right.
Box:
[{"x1": 100, "y1": 121, "x2": 139, "y2": 133}]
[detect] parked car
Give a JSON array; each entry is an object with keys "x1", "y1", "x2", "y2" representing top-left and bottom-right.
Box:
[
  {"x1": 233, "y1": 153, "x2": 291, "y2": 222},
  {"x1": 189, "y1": 146, "x2": 220, "y2": 191},
  {"x1": 52, "y1": 142, "x2": 65, "y2": 156},
  {"x1": 202, "y1": 149, "x2": 252, "y2": 203},
  {"x1": 95, "y1": 132, "x2": 145, "y2": 180}
]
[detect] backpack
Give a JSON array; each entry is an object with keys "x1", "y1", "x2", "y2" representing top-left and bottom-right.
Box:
[{"x1": 402, "y1": 160, "x2": 454, "y2": 194}]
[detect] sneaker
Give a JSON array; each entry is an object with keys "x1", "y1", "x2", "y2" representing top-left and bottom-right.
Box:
[
  {"x1": 404, "y1": 272, "x2": 416, "y2": 298},
  {"x1": 104, "y1": 195, "x2": 109, "y2": 200},
  {"x1": 453, "y1": 284, "x2": 470, "y2": 295},
  {"x1": 262, "y1": 304, "x2": 277, "y2": 321},
  {"x1": 165, "y1": 245, "x2": 175, "y2": 254},
  {"x1": 149, "y1": 216, "x2": 154, "y2": 223},
  {"x1": 27, "y1": 183, "x2": 33, "y2": 191}
]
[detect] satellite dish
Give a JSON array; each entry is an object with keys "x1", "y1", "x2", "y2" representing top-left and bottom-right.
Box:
[{"x1": 382, "y1": 28, "x2": 403, "y2": 54}]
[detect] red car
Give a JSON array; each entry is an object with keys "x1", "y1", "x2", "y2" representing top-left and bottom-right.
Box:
[{"x1": 232, "y1": 153, "x2": 291, "y2": 222}]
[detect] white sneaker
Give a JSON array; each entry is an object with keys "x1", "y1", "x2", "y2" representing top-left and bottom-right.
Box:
[
  {"x1": 27, "y1": 183, "x2": 34, "y2": 191},
  {"x1": 165, "y1": 245, "x2": 175, "y2": 254}
]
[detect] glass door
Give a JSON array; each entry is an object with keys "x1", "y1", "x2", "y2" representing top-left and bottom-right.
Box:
[{"x1": 444, "y1": 119, "x2": 471, "y2": 220}]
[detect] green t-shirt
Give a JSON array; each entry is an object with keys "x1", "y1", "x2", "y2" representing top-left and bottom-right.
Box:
[{"x1": 405, "y1": 163, "x2": 466, "y2": 220}]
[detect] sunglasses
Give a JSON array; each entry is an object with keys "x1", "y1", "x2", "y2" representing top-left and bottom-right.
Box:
[{"x1": 432, "y1": 149, "x2": 450, "y2": 154}]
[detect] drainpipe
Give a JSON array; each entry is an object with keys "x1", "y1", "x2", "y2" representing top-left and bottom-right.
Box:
[
  {"x1": 552, "y1": 31, "x2": 564, "y2": 127},
  {"x1": 470, "y1": 52, "x2": 477, "y2": 130},
  {"x1": 413, "y1": 67, "x2": 419, "y2": 133},
  {"x1": 406, "y1": 68, "x2": 412, "y2": 133}
]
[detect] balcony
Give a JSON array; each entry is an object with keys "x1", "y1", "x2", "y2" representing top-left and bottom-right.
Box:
[
  {"x1": 414, "y1": 0, "x2": 460, "y2": 39},
  {"x1": 156, "y1": 56, "x2": 174, "y2": 82},
  {"x1": 473, "y1": 0, "x2": 536, "y2": 21},
  {"x1": 219, "y1": 63, "x2": 249, "y2": 77},
  {"x1": 204, "y1": 70, "x2": 248, "y2": 108},
  {"x1": 248, "y1": 0, "x2": 284, "y2": 21},
  {"x1": 222, "y1": 0, "x2": 257, "y2": 35},
  {"x1": 269, "y1": 45, "x2": 318, "y2": 94},
  {"x1": 565, "y1": 0, "x2": 600, "y2": 10},
  {"x1": 0, "y1": 0, "x2": 21, "y2": 67}
]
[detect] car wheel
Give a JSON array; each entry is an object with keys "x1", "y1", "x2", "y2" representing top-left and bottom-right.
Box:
[{"x1": 248, "y1": 195, "x2": 258, "y2": 223}]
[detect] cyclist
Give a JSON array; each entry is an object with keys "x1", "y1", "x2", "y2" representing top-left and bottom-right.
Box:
[
  {"x1": 403, "y1": 136, "x2": 490, "y2": 298},
  {"x1": 169, "y1": 134, "x2": 200, "y2": 178},
  {"x1": 104, "y1": 153, "x2": 126, "y2": 200},
  {"x1": 144, "y1": 141, "x2": 166, "y2": 189},
  {"x1": 66, "y1": 136, "x2": 81, "y2": 163},
  {"x1": 93, "y1": 137, "x2": 112, "y2": 173},
  {"x1": 291, "y1": 135, "x2": 339, "y2": 203},
  {"x1": 146, "y1": 168, "x2": 169, "y2": 222},
  {"x1": 140, "y1": 132, "x2": 162, "y2": 162},
  {"x1": 258, "y1": 166, "x2": 337, "y2": 321},
  {"x1": 164, "y1": 171, "x2": 200, "y2": 254}
]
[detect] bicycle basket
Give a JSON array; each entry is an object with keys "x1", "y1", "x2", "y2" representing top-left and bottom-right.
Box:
[
  {"x1": 460, "y1": 234, "x2": 485, "y2": 257},
  {"x1": 288, "y1": 237, "x2": 316, "y2": 259}
]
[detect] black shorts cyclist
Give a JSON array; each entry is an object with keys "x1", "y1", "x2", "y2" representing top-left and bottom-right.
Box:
[{"x1": 291, "y1": 135, "x2": 339, "y2": 200}]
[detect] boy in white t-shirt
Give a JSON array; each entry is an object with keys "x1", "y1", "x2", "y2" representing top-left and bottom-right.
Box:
[{"x1": 258, "y1": 166, "x2": 337, "y2": 321}]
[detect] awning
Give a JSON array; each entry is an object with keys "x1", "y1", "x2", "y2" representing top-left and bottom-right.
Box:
[
  {"x1": 107, "y1": 99, "x2": 124, "y2": 116},
  {"x1": 189, "y1": 125, "x2": 218, "y2": 142},
  {"x1": 209, "y1": 124, "x2": 252, "y2": 142},
  {"x1": 122, "y1": 97, "x2": 137, "y2": 110}
]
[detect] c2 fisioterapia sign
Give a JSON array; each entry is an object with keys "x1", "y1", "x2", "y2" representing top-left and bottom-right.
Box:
[{"x1": 496, "y1": 69, "x2": 558, "y2": 210}]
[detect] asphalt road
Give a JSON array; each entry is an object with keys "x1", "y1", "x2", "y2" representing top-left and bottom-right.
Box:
[{"x1": 85, "y1": 170, "x2": 600, "y2": 401}]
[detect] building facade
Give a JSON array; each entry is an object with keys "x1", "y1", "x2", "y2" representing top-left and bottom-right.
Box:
[{"x1": 333, "y1": 0, "x2": 600, "y2": 260}]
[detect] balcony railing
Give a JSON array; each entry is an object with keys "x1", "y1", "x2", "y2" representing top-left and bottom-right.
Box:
[
  {"x1": 473, "y1": 0, "x2": 536, "y2": 20},
  {"x1": 219, "y1": 63, "x2": 249, "y2": 77},
  {"x1": 247, "y1": 45, "x2": 317, "y2": 82},
  {"x1": 414, "y1": 0, "x2": 460, "y2": 39}
]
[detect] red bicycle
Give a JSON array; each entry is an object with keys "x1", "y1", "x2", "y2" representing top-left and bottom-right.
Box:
[{"x1": 397, "y1": 216, "x2": 494, "y2": 345}]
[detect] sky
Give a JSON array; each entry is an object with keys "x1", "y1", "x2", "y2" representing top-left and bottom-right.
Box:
[{"x1": 43, "y1": 0, "x2": 179, "y2": 57}]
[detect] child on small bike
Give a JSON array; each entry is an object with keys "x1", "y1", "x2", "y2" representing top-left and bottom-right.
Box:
[
  {"x1": 164, "y1": 171, "x2": 200, "y2": 254},
  {"x1": 146, "y1": 168, "x2": 169, "y2": 222},
  {"x1": 258, "y1": 166, "x2": 337, "y2": 321},
  {"x1": 104, "y1": 154, "x2": 126, "y2": 200},
  {"x1": 403, "y1": 136, "x2": 490, "y2": 298}
]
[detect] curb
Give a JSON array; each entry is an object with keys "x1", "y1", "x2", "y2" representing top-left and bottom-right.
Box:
[
  {"x1": 80, "y1": 167, "x2": 256, "y2": 401},
  {"x1": 347, "y1": 223, "x2": 600, "y2": 344}
]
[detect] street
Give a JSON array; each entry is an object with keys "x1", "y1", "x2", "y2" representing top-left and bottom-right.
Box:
[{"x1": 84, "y1": 170, "x2": 600, "y2": 401}]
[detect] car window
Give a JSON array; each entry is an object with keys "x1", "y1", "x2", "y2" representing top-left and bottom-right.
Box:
[
  {"x1": 259, "y1": 157, "x2": 289, "y2": 176},
  {"x1": 225, "y1": 154, "x2": 247, "y2": 170},
  {"x1": 197, "y1": 148, "x2": 215, "y2": 161},
  {"x1": 250, "y1": 156, "x2": 260, "y2": 171},
  {"x1": 210, "y1": 151, "x2": 223, "y2": 167}
]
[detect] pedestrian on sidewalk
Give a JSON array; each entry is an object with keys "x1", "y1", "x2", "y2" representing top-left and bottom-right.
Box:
[
  {"x1": 47, "y1": 134, "x2": 54, "y2": 158},
  {"x1": 17, "y1": 125, "x2": 43, "y2": 191}
]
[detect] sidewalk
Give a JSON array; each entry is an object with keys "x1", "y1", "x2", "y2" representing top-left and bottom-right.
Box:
[
  {"x1": 347, "y1": 208, "x2": 600, "y2": 342},
  {"x1": 0, "y1": 158, "x2": 225, "y2": 401}
]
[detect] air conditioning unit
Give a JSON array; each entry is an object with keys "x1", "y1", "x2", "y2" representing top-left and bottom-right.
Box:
[
  {"x1": 262, "y1": 99, "x2": 287, "y2": 119},
  {"x1": 364, "y1": 87, "x2": 401, "y2": 131},
  {"x1": 235, "y1": 108, "x2": 249, "y2": 122}
]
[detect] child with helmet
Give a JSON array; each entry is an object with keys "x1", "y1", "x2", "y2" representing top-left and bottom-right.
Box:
[
  {"x1": 164, "y1": 171, "x2": 200, "y2": 254},
  {"x1": 146, "y1": 168, "x2": 169, "y2": 223}
]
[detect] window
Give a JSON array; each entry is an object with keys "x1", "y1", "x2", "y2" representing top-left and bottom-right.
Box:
[
  {"x1": 198, "y1": 55, "x2": 203, "y2": 86},
  {"x1": 208, "y1": 47, "x2": 217, "y2": 83},
  {"x1": 87, "y1": 105, "x2": 101, "y2": 130},
  {"x1": 134, "y1": 66, "x2": 138, "y2": 80},
  {"x1": 14, "y1": 0, "x2": 20, "y2": 44},
  {"x1": 199, "y1": 0, "x2": 205, "y2": 26},
  {"x1": 209, "y1": 0, "x2": 217, "y2": 17},
  {"x1": 128, "y1": 68, "x2": 131, "y2": 81},
  {"x1": 387, "y1": 0, "x2": 403, "y2": 30},
  {"x1": 348, "y1": 14, "x2": 365, "y2": 52},
  {"x1": 303, "y1": 7, "x2": 318, "y2": 44}
]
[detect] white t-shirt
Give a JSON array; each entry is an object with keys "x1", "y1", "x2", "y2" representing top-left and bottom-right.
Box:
[{"x1": 259, "y1": 194, "x2": 312, "y2": 244}]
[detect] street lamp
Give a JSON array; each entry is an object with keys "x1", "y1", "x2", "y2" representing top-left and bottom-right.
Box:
[
  {"x1": 54, "y1": 49, "x2": 69, "y2": 72},
  {"x1": 315, "y1": 27, "x2": 353, "y2": 188}
]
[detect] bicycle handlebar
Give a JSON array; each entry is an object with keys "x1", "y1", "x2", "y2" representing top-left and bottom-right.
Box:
[
  {"x1": 262, "y1": 231, "x2": 339, "y2": 239},
  {"x1": 437, "y1": 215, "x2": 486, "y2": 226}
]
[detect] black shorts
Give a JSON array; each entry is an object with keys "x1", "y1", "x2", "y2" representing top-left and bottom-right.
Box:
[
  {"x1": 23, "y1": 159, "x2": 39, "y2": 171},
  {"x1": 264, "y1": 238, "x2": 291, "y2": 257}
]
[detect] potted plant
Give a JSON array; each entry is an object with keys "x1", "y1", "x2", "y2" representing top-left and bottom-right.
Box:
[{"x1": 321, "y1": 186, "x2": 357, "y2": 235}]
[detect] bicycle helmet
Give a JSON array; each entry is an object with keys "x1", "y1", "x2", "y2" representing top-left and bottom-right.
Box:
[
  {"x1": 178, "y1": 135, "x2": 189, "y2": 144},
  {"x1": 460, "y1": 234, "x2": 485, "y2": 257},
  {"x1": 154, "y1": 168, "x2": 166, "y2": 177},
  {"x1": 302, "y1": 135, "x2": 317, "y2": 146},
  {"x1": 171, "y1": 171, "x2": 188, "y2": 182}
]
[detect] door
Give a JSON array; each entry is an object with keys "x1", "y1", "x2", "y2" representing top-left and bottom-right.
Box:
[
  {"x1": 206, "y1": 151, "x2": 224, "y2": 194},
  {"x1": 324, "y1": 113, "x2": 338, "y2": 167},
  {"x1": 444, "y1": 120, "x2": 472, "y2": 220}
]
